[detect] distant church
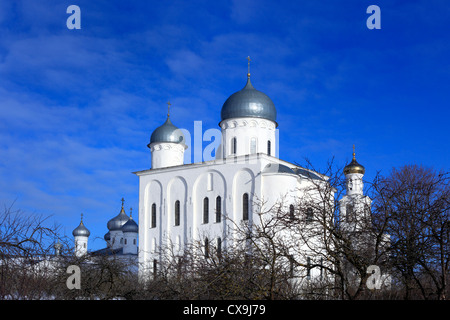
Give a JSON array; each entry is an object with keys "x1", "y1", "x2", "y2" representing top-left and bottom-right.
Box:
[
  {"x1": 72, "y1": 62, "x2": 371, "y2": 283},
  {"x1": 72, "y1": 198, "x2": 138, "y2": 259}
]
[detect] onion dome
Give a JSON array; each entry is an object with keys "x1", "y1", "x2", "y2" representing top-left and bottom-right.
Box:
[
  {"x1": 344, "y1": 146, "x2": 365, "y2": 175},
  {"x1": 107, "y1": 198, "x2": 130, "y2": 231},
  {"x1": 104, "y1": 231, "x2": 111, "y2": 241},
  {"x1": 148, "y1": 102, "x2": 185, "y2": 147},
  {"x1": 121, "y1": 208, "x2": 138, "y2": 233},
  {"x1": 221, "y1": 76, "x2": 277, "y2": 124},
  {"x1": 72, "y1": 214, "x2": 90, "y2": 237},
  {"x1": 221, "y1": 58, "x2": 277, "y2": 125}
]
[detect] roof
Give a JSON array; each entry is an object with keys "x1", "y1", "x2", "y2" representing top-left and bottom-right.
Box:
[{"x1": 220, "y1": 77, "x2": 277, "y2": 124}]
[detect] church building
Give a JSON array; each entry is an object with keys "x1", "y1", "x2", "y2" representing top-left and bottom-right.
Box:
[
  {"x1": 134, "y1": 64, "x2": 370, "y2": 280},
  {"x1": 71, "y1": 62, "x2": 373, "y2": 285}
]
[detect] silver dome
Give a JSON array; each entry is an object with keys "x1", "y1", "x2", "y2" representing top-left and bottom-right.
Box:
[
  {"x1": 104, "y1": 231, "x2": 111, "y2": 241},
  {"x1": 221, "y1": 77, "x2": 277, "y2": 125},
  {"x1": 121, "y1": 217, "x2": 138, "y2": 233},
  {"x1": 148, "y1": 117, "x2": 185, "y2": 146},
  {"x1": 72, "y1": 220, "x2": 90, "y2": 237},
  {"x1": 107, "y1": 206, "x2": 129, "y2": 231}
]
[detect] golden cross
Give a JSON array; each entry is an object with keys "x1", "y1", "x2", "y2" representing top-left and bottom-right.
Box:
[
  {"x1": 121, "y1": 197, "x2": 125, "y2": 208},
  {"x1": 352, "y1": 144, "x2": 356, "y2": 159},
  {"x1": 247, "y1": 56, "x2": 251, "y2": 77},
  {"x1": 167, "y1": 101, "x2": 171, "y2": 117},
  {"x1": 80, "y1": 213, "x2": 83, "y2": 222}
]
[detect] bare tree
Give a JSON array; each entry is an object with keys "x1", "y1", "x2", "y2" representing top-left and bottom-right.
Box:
[{"x1": 371, "y1": 165, "x2": 450, "y2": 299}]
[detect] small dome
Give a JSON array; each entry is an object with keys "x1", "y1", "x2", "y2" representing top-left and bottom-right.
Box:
[
  {"x1": 104, "y1": 231, "x2": 111, "y2": 241},
  {"x1": 121, "y1": 217, "x2": 138, "y2": 233},
  {"x1": 220, "y1": 77, "x2": 277, "y2": 124},
  {"x1": 344, "y1": 148, "x2": 365, "y2": 175},
  {"x1": 72, "y1": 220, "x2": 90, "y2": 237},
  {"x1": 148, "y1": 117, "x2": 185, "y2": 146},
  {"x1": 107, "y1": 200, "x2": 129, "y2": 231}
]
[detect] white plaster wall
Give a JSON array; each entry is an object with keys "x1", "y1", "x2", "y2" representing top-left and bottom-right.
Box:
[
  {"x1": 219, "y1": 117, "x2": 277, "y2": 158},
  {"x1": 74, "y1": 236, "x2": 88, "y2": 257},
  {"x1": 150, "y1": 142, "x2": 185, "y2": 169}
]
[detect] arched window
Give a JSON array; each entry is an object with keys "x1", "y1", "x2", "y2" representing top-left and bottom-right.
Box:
[
  {"x1": 215, "y1": 196, "x2": 222, "y2": 223},
  {"x1": 231, "y1": 137, "x2": 237, "y2": 155},
  {"x1": 151, "y1": 203, "x2": 156, "y2": 228},
  {"x1": 204, "y1": 238, "x2": 209, "y2": 258},
  {"x1": 217, "y1": 237, "x2": 222, "y2": 258},
  {"x1": 174, "y1": 200, "x2": 180, "y2": 226},
  {"x1": 306, "y1": 207, "x2": 313, "y2": 223},
  {"x1": 203, "y1": 197, "x2": 209, "y2": 224},
  {"x1": 289, "y1": 204, "x2": 295, "y2": 221},
  {"x1": 243, "y1": 193, "x2": 249, "y2": 221},
  {"x1": 267, "y1": 140, "x2": 271, "y2": 155},
  {"x1": 306, "y1": 257, "x2": 311, "y2": 280},
  {"x1": 250, "y1": 137, "x2": 257, "y2": 154},
  {"x1": 153, "y1": 259, "x2": 158, "y2": 278},
  {"x1": 124, "y1": 239, "x2": 127, "y2": 245},
  {"x1": 346, "y1": 204, "x2": 354, "y2": 222}
]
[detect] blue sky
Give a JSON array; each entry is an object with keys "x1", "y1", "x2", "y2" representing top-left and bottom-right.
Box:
[{"x1": 1, "y1": 0, "x2": 449, "y2": 250}]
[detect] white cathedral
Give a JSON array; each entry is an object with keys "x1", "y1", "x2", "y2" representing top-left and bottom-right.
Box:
[{"x1": 72, "y1": 66, "x2": 371, "y2": 283}]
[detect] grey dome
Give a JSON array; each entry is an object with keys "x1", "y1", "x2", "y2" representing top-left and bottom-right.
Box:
[
  {"x1": 104, "y1": 231, "x2": 110, "y2": 241},
  {"x1": 262, "y1": 163, "x2": 295, "y2": 175},
  {"x1": 73, "y1": 221, "x2": 90, "y2": 237},
  {"x1": 148, "y1": 117, "x2": 185, "y2": 146},
  {"x1": 221, "y1": 78, "x2": 277, "y2": 124},
  {"x1": 107, "y1": 206, "x2": 129, "y2": 231},
  {"x1": 121, "y1": 217, "x2": 138, "y2": 233}
]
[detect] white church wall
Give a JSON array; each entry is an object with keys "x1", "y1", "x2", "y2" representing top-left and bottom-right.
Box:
[{"x1": 219, "y1": 117, "x2": 277, "y2": 158}]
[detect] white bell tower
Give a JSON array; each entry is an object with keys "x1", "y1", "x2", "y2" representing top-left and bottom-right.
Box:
[{"x1": 339, "y1": 146, "x2": 371, "y2": 231}]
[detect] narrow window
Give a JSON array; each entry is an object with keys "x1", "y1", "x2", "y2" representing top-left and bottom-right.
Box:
[
  {"x1": 243, "y1": 193, "x2": 249, "y2": 221},
  {"x1": 124, "y1": 239, "x2": 127, "y2": 245},
  {"x1": 267, "y1": 140, "x2": 271, "y2": 155},
  {"x1": 346, "y1": 204, "x2": 354, "y2": 222},
  {"x1": 231, "y1": 137, "x2": 237, "y2": 155},
  {"x1": 250, "y1": 137, "x2": 257, "y2": 154},
  {"x1": 217, "y1": 237, "x2": 222, "y2": 258},
  {"x1": 151, "y1": 203, "x2": 156, "y2": 228},
  {"x1": 289, "y1": 255, "x2": 295, "y2": 278},
  {"x1": 205, "y1": 238, "x2": 209, "y2": 259},
  {"x1": 175, "y1": 200, "x2": 180, "y2": 226},
  {"x1": 306, "y1": 207, "x2": 313, "y2": 223},
  {"x1": 133, "y1": 239, "x2": 136, "y2": 245},
  {"x1": 306, "y1": 257, "x2": 311, "y2": 280},
  {"x1": 289, "y1": 204, "x2": 295, "y2": 222},
  {"x1": 320, "y1": 258, "x2": 323, "y2": 280},
  {"x1": 216, "y1": 196, "x2": 222, "y2": 223},
  {"x1": 203, "y1": 197, "x2": 209, "y2": 224},
  {"x1": 153, "y1": 259, "x2": 158, "y2": 278}
]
